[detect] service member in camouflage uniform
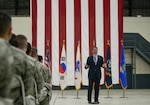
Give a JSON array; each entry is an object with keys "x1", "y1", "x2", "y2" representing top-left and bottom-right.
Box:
[
  {"x1": 31, "y1": 48, "x2": 52, "y2": 105},
  {"x1": 27, "y1": 55, "x2": 45, "y2": 105},
  {"x1": 0, "y1": 36, "x2": 14, "y2": 105},
  {"x1": 14, "y1": 35, "x2": 45, "y2": 92},
  {"x1": 0, "y1": 38, "x2": 14, "y2": 100},
  {"x1": 9, "y1": 45, "x2": 35, "y2": 105},
  {"x1": 0, "y1": 12, "x2": 14, "y2": 99},
  {"x1": 39, "y1": 64, "x2": 52, "y2": 105},
  {"x1": 31, "y1": 48, "x2": 51, "y2": 85}
]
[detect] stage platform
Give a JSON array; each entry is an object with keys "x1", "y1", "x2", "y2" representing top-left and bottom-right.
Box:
[{"x1": 50, "y1": 89, "x2": 150, "y2": 105}]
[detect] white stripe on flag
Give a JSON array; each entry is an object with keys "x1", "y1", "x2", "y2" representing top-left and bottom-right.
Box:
[
  {"x1": 66, "y1": 0, "x2": 75, "y2": 86},
  {"x1": 110, "y1": 0, "x2": 119, "y2": 84},
  {"x1": 96, "y1": 0, "x2": 104, "y2": 85},
  {"x1": 52, "y1": 0, "x2": 59, "y2": 86},
  {"x1": 37, "y1": 0, "x2": 45, "y2": 57},
  {"x1": 81, "y1": 0, "x2": 89, "y2": 86}
]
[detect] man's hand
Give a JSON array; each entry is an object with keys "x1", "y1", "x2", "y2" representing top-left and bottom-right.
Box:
[
  {"x1": 85, "y1": 64, "x2": 89, "y2": 69},
  {"x1": 102, "y1": 63, "x2": 106, "y2": 68}
]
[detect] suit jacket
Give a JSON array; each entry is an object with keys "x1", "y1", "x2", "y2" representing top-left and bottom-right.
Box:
[{"x1": 86, "y1": 55, "x2": 104, "y2": 80}]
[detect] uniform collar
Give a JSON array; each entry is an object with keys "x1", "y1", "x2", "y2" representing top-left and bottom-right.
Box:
[{"x1": 0, "y1": 38, "x2": 8, "y2": 43}]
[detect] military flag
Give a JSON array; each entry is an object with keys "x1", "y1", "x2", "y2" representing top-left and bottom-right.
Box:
[
  {"x1": 75, "y1": 42, "x2": 82, "y2": 90},
  {"x1": 105, "y1": 42, "x2": 113, "y2": 89},
  {"x1": 120, "y1": 44, "x2": 127, "y2": 89}
]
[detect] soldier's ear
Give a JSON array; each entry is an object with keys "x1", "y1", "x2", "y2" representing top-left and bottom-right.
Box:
[{"x1": 8, "y1": 26, "x2": 12, "y2": 39}]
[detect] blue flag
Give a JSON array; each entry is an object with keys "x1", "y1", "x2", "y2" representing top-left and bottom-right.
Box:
[
  {"x1": 105, "y1": 44, "x2": 113, "y2": 89},
  {"x1": 120, "y1": 45, "x2": 127, "y2": 89}
]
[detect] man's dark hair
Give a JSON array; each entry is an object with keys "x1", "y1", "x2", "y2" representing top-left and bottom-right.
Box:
[
  {"x1": 26, "y1": 42, "x2": 32, "y2": 55},
  {"x1": 14, "y1": 35, "x2": 27, "y2": 49},
  {"x1": 92, "y1": 46, "x2": 98, "y2": 49},
  {"x1": 0, "y1": 12, "x2": 11, "y2": 36},
  {"x1": 38, "y1": 55, "x2": 43, "y2": 62},
  {"x1": 31, "y1": 47, "x2": 38, "y2": 57}
]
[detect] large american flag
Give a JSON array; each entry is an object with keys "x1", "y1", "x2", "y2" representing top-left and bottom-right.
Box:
[{"x1": 32, "y1": 0, "x2": 124, "y2": 86}]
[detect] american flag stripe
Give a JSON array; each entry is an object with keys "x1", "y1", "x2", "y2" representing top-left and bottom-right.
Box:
[
  {"x1": 74, "y1": 0, "x2": 81, "y2": 67},
  {"x1": 103, "y1": 0, "x2": 111, "y2": 84},
  {"x1": 52, "y1": 0, "x2": 59, "y2": 86},
  {"x1": 66, "y1": 0, "x2": 75, "y2": 85},
  {"x1": 81, "y1": 0, "x2": 89, "y2": 86},
  {"x1": 32, "y1": 0, "x2": 37, "y2": 47},
  {"x1": 110, "y1": 0, "x2": 119, "y2": 84},
  {"x1": 59, "y1": 0, "x2": 66, "y2": 61},
  {"x1": 118, "y1": 0, "x2": 124, "y2": 82},
  {"x1": 88, "y1": 0, "x2": 96, "y2": 55},
  {"x1": 37, "y1": 0, "x2": 45, "y2": 57},
  {"x1": 74, "y1": 0, "x2": 81, "y2": 86},
  {"x1": 96, "y1": 0, "x2": 104, "y2": 84},
  {"x1": 45, "y1": 0, "x2": 52, "y2": 69},
  {"x1": 32, "y1": 0, "x2": 123, "y2": 86}
]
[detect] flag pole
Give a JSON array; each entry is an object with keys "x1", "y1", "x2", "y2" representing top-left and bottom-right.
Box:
[
  {"x1": 77, "y1": 90, "x2": 79, "y2": 99},
  {"x1": 59, "y1": 89, "x2": 66, "y2": 99},
  {"x1": 105, "y1": 89, "x2": 112, "y2": 99},
  {"x1": 62, "y1": 90, "x2": 63, "y2": 98},
  {"x1": 120, "y1": 89, "x2": 128, "y2": 98}
]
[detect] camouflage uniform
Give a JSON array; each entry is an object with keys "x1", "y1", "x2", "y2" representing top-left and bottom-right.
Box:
[
  {"x1": 40, "y1": 64, "x2": 51, "y2": 84},
  {"x1": 27, "y1": 56, "x2": 44, "y2": 93},
  {"x1": 27, "y1": 55, "x2": 45, "y2": 105},
  {"x1": 39, "y1": 63, "x2": 52, "y2": 105},
  {"x1": 9, "y1": 46, "x2": 34, "y2": 105},
  {"x1": 0, "y1": 38, "x2": 13, "y2": 104},
  {"x1": 0, "y1": 97, "x2": 13, "y2": 105}
]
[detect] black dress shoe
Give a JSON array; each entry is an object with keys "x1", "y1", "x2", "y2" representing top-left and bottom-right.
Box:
[
  {"x1": 94, "y1": 101, "x2": 100, "y2": 104},
  {"x1": 88, "y1": 101, "x2": 91, "y2": 104}
]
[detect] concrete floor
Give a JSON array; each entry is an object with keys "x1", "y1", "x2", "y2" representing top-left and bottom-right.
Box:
[{"x1": 50, "y1": 89, "x2": 150, "y2": 105}]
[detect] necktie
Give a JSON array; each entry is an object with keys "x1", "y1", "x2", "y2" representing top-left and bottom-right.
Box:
[{"x1": 94, "y1": 56, "x2": 97, "y2": 65}]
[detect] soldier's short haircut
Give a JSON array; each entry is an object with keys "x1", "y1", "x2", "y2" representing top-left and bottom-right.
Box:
[
  {"x1": 26, "y1": 42, "x2": 32, "y2": 55},
  {"x1": 14, "y1": 35, "x2": 27, "y2": 49},
  {"x1": 0, "y1": 12, "x2": 11, "y2": 36},
  {"x1": 38, "y1": 55, "x2": 43, "y2": 62},
  {"x1": 31, "y1": 47, "x2": 38, "y2": 57},
  {"x1": 9, "y1": 33, "x2": 17, "y2": 46}
]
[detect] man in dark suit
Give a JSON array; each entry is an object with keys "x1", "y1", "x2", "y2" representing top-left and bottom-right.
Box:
[{"x1": 85, "y1": 46, "x2": 105, "y2": 104}]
